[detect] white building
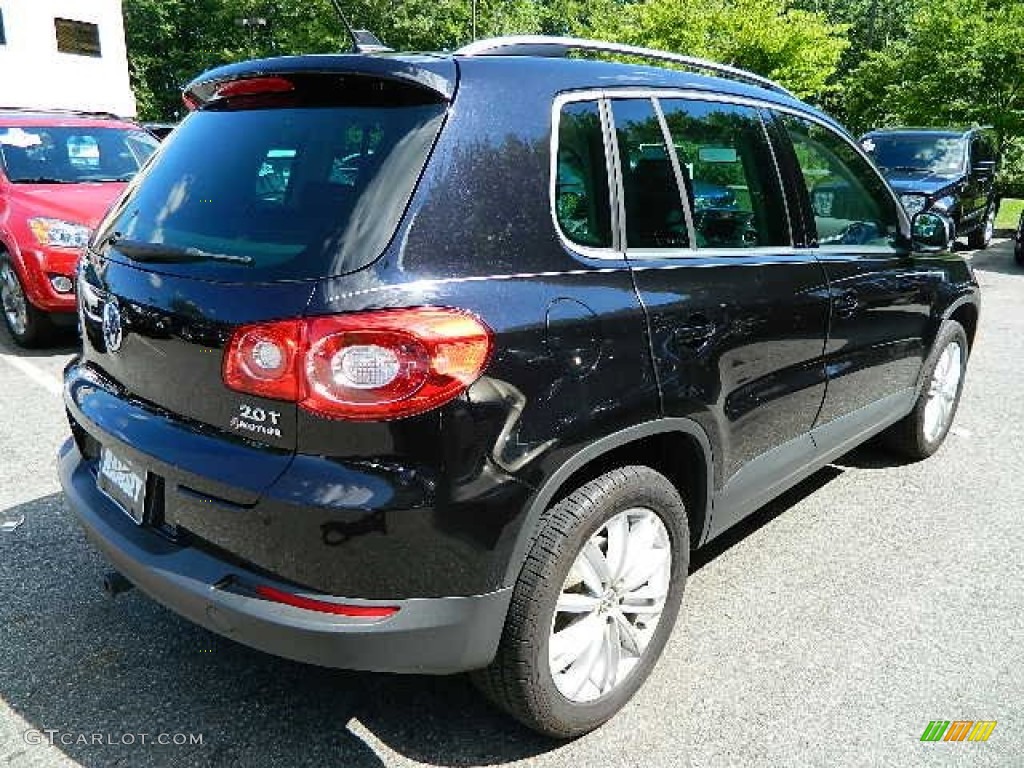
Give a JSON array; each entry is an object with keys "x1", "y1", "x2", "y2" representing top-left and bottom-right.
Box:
[{"x1": 0, "y1": 0, "x2": 136, "y2": 116}]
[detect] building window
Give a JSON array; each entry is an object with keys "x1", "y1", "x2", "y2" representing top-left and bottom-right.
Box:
[{"x1": 54, "y1": 18, "x2": 101, "y2": 57}]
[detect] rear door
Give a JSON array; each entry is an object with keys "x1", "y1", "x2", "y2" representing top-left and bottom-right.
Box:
[
  {"x1": 769, "y1": 111, "x2": 933, "y2": 436},
  {"x1": 612, "y1": 94, "x2": 830, "y2": 538}
]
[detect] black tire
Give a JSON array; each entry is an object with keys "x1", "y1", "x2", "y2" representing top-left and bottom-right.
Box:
[
  {"x1": 0, "y1": 255, "x2": 55, "y2": 348},
  {"x1": 881, "y1": 321, "x2": 968, "y2": 461},
  {"x1": 472, "y1": 466, "x2": 689, "y2": 739},
  {"x1": 966, "y1": 204, "x2": 995, "y2": 250}
]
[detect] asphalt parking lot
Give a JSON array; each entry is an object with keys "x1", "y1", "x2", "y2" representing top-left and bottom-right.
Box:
[{"x1": 0, "y1": 240, "x2": 1021, "y2": 767}]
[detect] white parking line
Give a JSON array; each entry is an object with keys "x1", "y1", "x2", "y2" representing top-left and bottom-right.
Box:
[{"x1": 0, "y1": 351, "x2": 63, "y2": 397}]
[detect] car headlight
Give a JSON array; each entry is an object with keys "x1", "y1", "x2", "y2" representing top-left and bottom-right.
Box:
[
  {"x1": 28, "y1": 218, "x2": 92, "y2": 249},
  {"x1": 899, "y1": 194, "x2": 928, "y2": 215}
]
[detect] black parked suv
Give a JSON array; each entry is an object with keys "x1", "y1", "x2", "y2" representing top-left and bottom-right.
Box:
[
  {"x1": 860, "y1": 126, "x2": 1000, "y2": 250},
  {"x1": 59, "y1": 36, "x2": 980, "y2": 738}
]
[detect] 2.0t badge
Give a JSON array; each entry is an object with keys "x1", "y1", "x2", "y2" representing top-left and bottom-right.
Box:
[{"x1": 102, "y1": 300, "x2": 123, "y2": 353}]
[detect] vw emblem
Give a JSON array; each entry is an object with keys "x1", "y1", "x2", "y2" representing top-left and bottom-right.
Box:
[{"x1": 102, "y1": 301, "x2": 124, "y2": 353}]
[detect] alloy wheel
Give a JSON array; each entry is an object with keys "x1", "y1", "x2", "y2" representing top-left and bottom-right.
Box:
[
  {"x1": 923, "y1": 340, "x2": 963, "y2": 443},
  {"x1": 0, "y1": 264, "x2": 28, "y2": 337},
  {"x1": 548, "y1": 507, "x2": 672, "y2": 703}
]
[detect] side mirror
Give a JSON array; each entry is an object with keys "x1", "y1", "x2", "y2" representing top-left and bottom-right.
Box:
[
  {"x1": 911, "y1": 211, "x2": 954, "y2": 252},
  {"x1": 972, "y1": 159, "x2": 996, "y2": 175}
]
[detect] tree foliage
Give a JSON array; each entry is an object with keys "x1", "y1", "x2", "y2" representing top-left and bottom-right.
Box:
[
  {"x1": 122, "y1": 0, "x2": 1024, "y2": 193},
  {"x1": 124, "y1": 0, "x2": 847, "y2": 118},
  {"x1": 587, "y1": 0, "x2": 848, "y2": 99},
  {"x1": 838, "y1": 0, "x2": 1024, "y2": 192},
  {"x1": 840, "y1": 0, "x2": 1024, "y2": 141}
]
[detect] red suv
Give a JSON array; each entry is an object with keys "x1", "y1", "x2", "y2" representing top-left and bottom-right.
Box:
[{"x1": 0, "y1": 110, "x2": 158, "y2": 346}]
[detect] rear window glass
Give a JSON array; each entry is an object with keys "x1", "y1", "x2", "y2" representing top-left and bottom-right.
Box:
[{"x1": 99, "y1": 104, "x2": 445, "y2": 281}]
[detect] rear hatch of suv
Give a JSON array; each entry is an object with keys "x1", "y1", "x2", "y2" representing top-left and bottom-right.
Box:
[{"x1": 74, "y1": 57, "x2": 455, "y2": 501}]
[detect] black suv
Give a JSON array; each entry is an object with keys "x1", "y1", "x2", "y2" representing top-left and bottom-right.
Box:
[
  {"x1": 59, "y1": 37, "x2": 980, "y2": 738},
  {"x1": 860, "y1": 127, "x2": 1000, "y2": 250}
]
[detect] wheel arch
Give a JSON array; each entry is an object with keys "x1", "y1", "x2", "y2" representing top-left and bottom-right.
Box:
[
  {"x1": 501, "y1": 418, "x2": 715, "y2": 588},
  {"x1": 946, "y1": 299, "x2": 979, "y2": 351}
]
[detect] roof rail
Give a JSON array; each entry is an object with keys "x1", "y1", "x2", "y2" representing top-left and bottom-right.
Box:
[
  {"x1": 0, "y1": 106, "x2": 124, "y2": 120},
  {"x1": 456, "y1": 36, "x2": 796, "y2": 98}
]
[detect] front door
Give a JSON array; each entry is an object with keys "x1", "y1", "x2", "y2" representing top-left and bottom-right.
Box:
[{"x1": 771, "y1": 112, "x2": 934, "y2": 439}]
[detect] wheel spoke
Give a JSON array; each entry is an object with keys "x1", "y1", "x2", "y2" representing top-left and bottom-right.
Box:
[
  {"x1": 621, "y1": 547, "x2": 669, "y2": 592},
  {"x1": 600, "y1": 617, "x2": 622, "y2": 692},
  {"x1": 619, "y1": 515, "x2": 657, "y2": 583},
  {"x1": 550, "y1": 613, "x2": 603, "y2": 671},
  {"x1": 578, "y1": 540, "x2": 612, "y2": 594},
  {"x1": 556, "y1": 593, "x2": 601, "y2": 613},
  {"x1": 560, "y1": 619, "x2": 607, "y2": 699},
  {"x1": 604, "y1": 513, "x2": 630, "y2": 581},
  {"x1": 613, "y1": 610, "x2": 644, "y2": 656}
]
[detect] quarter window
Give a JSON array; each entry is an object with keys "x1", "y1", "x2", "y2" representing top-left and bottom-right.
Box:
[
  {"x1": 0, "y1": 8, "x2": 7, "y2": 46},
  {"x1": 659, "y1": 99, "x2": 789, "y2": 248},
  {"x1": 782, "y1": 115, "x2": 900, "y2": 248},
  {"x1": 609, "y1": 99, "x2": 689, "y2": 249},
  {"x1": 555, "y1": 101, "x2": 613, "y2": 249}
]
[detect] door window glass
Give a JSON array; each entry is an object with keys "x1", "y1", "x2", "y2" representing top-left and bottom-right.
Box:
[
  {"x1": 609, "y1": 99, "x2": 689, "y2": 249},
  {"x1": 555, "y1": 101, "x2": 613, "y2": 249},
  {"x1": 659, "y1": 99, "x2": 789, "y2": 248},
  {"x1": 782, "y1": 115, "x2": 900, "y2": 248}
]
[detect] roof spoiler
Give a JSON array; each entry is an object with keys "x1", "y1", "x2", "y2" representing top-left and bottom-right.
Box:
[{"x1": 182, "y1": 55, "x2": 457, "y2": 109}]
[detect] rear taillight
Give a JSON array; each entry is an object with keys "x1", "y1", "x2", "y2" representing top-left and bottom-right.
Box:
[{"x1": 223, "y1": 307, "x2": 493, "y2": 421}]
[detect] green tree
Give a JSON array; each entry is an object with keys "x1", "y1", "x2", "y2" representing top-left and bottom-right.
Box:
[
  {"x1": 841, "y1": 0, "x2": 1024, "y2": 144},
  {"x1": 124, "y1": 0, "x2": 552, "y2": 119},
  {"x1": 584, "y1": 0, "x2": 848, "y2": 99},
  {"x1": 840, "y1": 0, "x2": 1024, "y2": 193}
]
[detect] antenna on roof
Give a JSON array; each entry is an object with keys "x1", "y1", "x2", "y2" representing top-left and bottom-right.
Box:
[{"x1": 327, "y1": 0, "x2": 392, "y2": 53}]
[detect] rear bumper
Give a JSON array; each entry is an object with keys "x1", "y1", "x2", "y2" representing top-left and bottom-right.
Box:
[{"x1": 59, "y1": 438, "x2": 511, "y2": 674}]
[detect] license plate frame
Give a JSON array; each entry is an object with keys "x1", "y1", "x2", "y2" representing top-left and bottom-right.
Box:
[{"x1": 97, "y1": 447, "x2": 147, "y2": 525}]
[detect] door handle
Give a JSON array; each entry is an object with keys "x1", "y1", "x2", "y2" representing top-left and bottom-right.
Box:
[
  {"x1": 832, "y1": 291, "x2": 860, "y2": 318},
  {"x1": 674, "y1": 315, "x2": 718, "y2": 347}
]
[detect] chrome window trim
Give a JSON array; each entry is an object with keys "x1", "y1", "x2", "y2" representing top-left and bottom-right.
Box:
[
  {"x1": 549, "y1": 86, "x2": 909, "y2": 263},
  {"x1": 604, "y1": 95, "x2": 698, "y2": 257},
  {"x1": 592, "y1": 86, "x2": 911, "y2": 238},
  {"x1": 650, "y1": 97, "x2": 699, "y2": 250},
  {"x1": 599, "y1": 97, "x2": 626, "y2": 255}
]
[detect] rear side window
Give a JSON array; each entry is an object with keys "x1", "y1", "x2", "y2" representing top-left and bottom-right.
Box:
[
  {"x1": 555, "y1": 101, "x2": 612, "y2": 249},
  {"x1": 609, "y1": 98, "x2": 689, "y2": 249},
  {"x1": 659, "y1": 99, "x2": 789, "y2": 248},
  {"x1": 781, "y1": 115, "x2": 900, "y2": 248},
  {"x1": 100, "y1": 103, "x2": 446, "y2": 280}
]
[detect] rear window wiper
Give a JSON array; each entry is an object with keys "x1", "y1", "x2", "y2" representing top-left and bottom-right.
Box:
[{"x1": 110, "y1": 239, "x2": 254, "y2": 265}]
